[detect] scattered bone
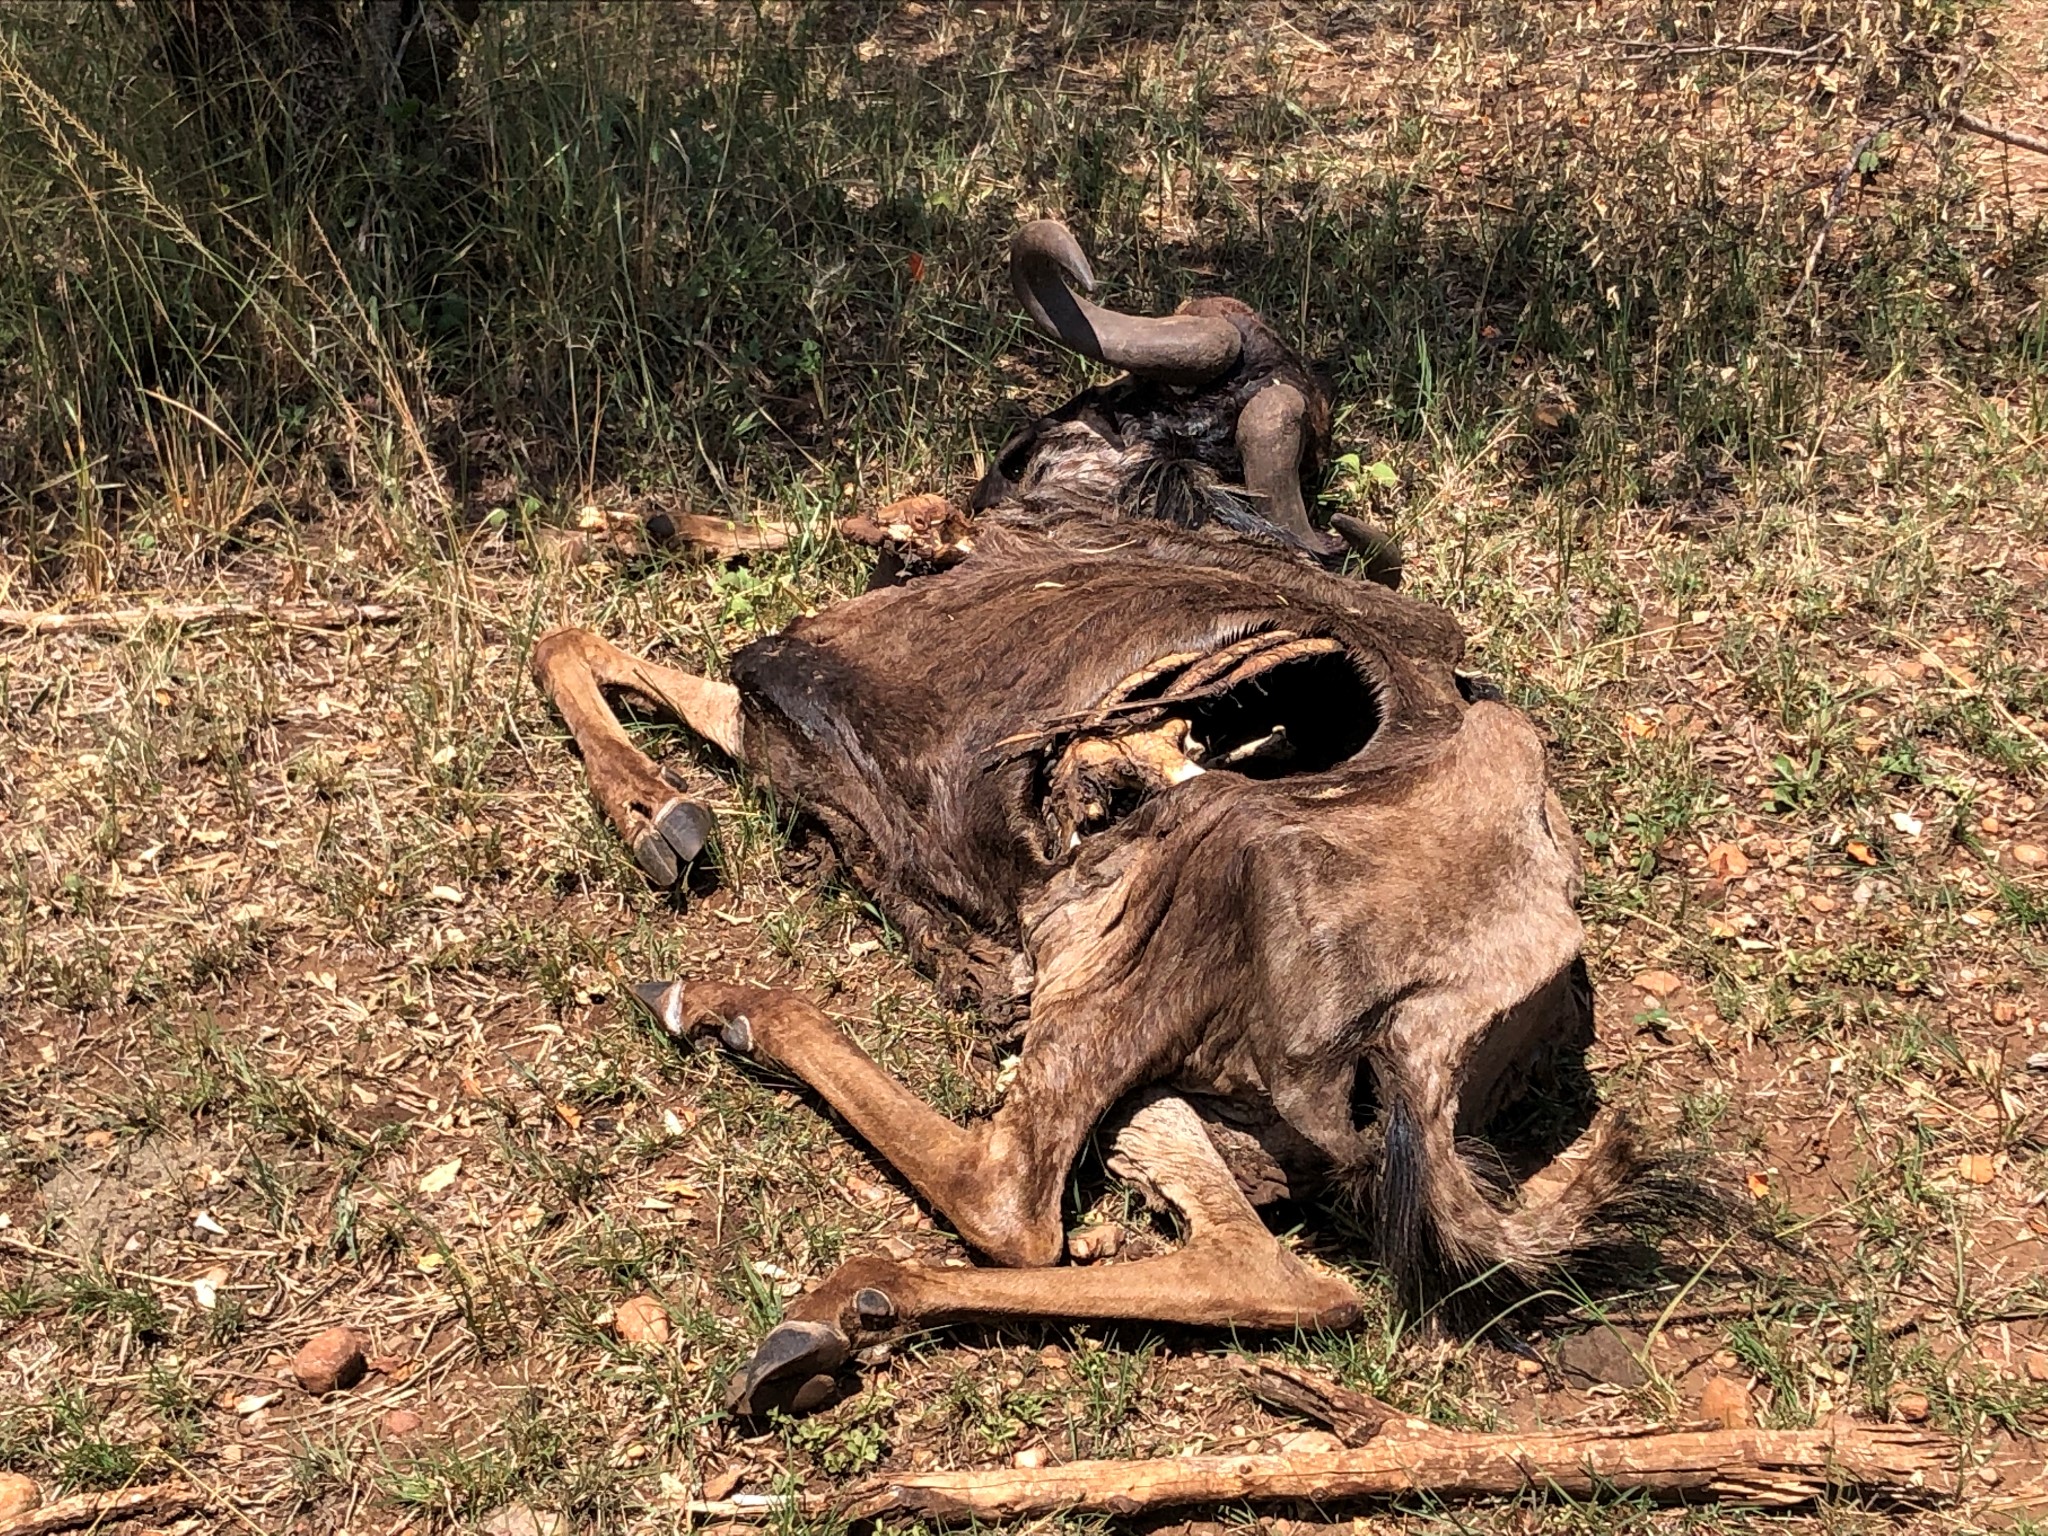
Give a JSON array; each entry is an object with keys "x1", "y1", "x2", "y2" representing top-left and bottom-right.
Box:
[
  {"x1": 0, "y1": 600, "x2": 399, "y2": 635},
  {"x1": 649, "y1": 511, "x2": 795, "y2": 560},
  {"x1": 1065, "y1": 1224, "x2": 1124, "y2": 1262}
]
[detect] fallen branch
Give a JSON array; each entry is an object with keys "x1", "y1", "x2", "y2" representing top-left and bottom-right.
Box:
[
  {"x1": 0, "y1": 1482, "x2": 203, "y2": 1536},
  {"x1": 1231, "y1": 1357, "x2": 1399, "y2": 1445},
  {"x1": 0, "y1": 599, "x2": 399, "y2": 635},
  {"x1": 690, "y1": 1418, "x2": 1957, "y2": 1524},
  {"x1": 1951, "y1": 109, "x2": 2048, "y2": 159},
  {"x1": 831, "y1": 1421, "x2": 1956, "y2": 1522}
]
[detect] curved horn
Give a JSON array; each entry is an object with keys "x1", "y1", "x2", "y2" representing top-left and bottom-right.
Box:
[
  {"x1": 1236, "y1": 380, "x2": 1319, "y2": 543},
  {"x1": 1011, "y1": 220, "x2": 1241, "y2": 385}
]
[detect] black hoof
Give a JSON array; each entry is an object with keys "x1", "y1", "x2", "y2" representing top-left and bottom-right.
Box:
[
  {"x1": 724, "y1": 1320, "x2": 850, "y2": 1418},
  {"x1": 1329, "y1": 514, "x2": 1403, "y2": 588},
  {"x1": 630, "y1": 796, "x2": 714, "y2": 888},
  {"x1": 633, "y1": 827, "x2": 681, "y2": 887},
  {"x1": 655, "y1": 796, "x2": 715, "y2": 864},
  {"x1": 629, "y1": 979, "x2": 684, "y2": 1033}
]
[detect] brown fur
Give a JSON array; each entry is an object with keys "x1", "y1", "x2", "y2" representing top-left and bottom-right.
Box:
[{"x1": 532, "y1": 221, "x2": 1651, "y2": 1415}]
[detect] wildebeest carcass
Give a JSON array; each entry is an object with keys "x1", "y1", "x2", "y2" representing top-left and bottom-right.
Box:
[{"x1": 533, "y1": 221, "x2": 1646, "y2": 1418}]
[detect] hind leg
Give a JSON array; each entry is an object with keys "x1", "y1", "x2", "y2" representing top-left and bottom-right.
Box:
[
  {"x1": 718, "y1": 1091, "x2": 1362, "y2": 1415},
  {"x1": 531, "y1": 627, "x2": 740, "y2": 885}
]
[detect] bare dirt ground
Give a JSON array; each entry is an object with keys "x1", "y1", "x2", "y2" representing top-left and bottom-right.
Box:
[{"x1": 2, "y1": 2, "x2": 2046, "y2": 1533}]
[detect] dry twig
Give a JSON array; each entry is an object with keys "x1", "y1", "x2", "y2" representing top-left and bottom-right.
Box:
[
  {"x1": 0, "y1": 1483, "x2": 204, "y2": 1536},
  {"x1": 0, "y1": 599, "x2": 400, "y2": 635},
  {"x1": 1231, "y1": 1357, "x2": 1400, "y2": 1445},
  {"x1": 691, "y1": 1419, "x2": 1956, "y2": 1523},
  {"x1": 1950, "y1": 109, "x2": 2048, "y2": 159}
]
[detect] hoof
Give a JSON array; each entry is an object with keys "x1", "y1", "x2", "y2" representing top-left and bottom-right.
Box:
[
  {"x1": 725, "y1": 1321, "x2": 851, "y2": 1418},
  {"x1": 1329, "y1": 514, "x2": 1403, "y2": 588},
  {"x1": 629, "y1": 979, "x2": 687, "y2": 1034},
  {"x1": 631, "y1": 796, "x2": 716, "y2": 887},
  {"x1": 655, "y1": 796, "x2": 715, "y2": 865}
]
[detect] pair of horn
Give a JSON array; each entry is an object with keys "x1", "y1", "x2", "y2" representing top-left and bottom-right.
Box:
[
  {"x1": 1010, "y1": 220, "x2": 1242, "y2": 386},
  {"x1": 1013, "y1": 220, "x2": 1402, "y2": 584}
]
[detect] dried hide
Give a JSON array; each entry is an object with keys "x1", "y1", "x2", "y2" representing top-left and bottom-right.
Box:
[
  {"x1": 534, "y1": 219, "x2": 1660, "y2": 1421},
  {"x1": 728, "y1": 512, "x2": 1625, "y2": 1285}
]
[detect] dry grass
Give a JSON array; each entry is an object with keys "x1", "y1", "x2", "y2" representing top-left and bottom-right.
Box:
[{"x1": 2, "y1": 2, "x2": 2046, "y2": 1532}]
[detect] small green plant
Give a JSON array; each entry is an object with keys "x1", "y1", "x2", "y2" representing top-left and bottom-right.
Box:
[{"x1": 780, "y1": 1386, "x2": 895, "y2": 1475}]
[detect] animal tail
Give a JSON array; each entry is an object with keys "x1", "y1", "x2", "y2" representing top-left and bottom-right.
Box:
[{"x1": 1373, "y1": 1077, "x2": 1644, "y2": 1302}]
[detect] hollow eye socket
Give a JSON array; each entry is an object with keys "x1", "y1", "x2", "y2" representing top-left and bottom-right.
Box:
[
  {"x1": 1455, "y1": 671, "x2": 1506, "y2": 705},
  {"x1": 1188, "y1": 650, "x2": 1380, "y2": 779}
]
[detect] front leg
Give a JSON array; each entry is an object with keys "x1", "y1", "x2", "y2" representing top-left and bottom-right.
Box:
[
  {"x1": 530, "y1": 628, "x2": 740, "y2": 885},
  {"x1": 636, "y1": 981, "x2": 1123, "y2": 1269}
]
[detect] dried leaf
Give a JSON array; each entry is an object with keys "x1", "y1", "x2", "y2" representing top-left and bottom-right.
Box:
[
  {"x1": 1889, "y1": 810, "x2": 1923, "y2": 837},
  {"x1": 1745, "y1": 1171, "x2": 1771, "y2": 1199},
  {"x1": 1846, "y1": 840, "x2": 1878, "y2": 865},
  {"x1": 418, "y1": 1158, "x2": 463, "y2": 1195},
  {"x1": 1958, "y1": 1154, "x2": 1996, "y2": 1185},
  {"x1": 1706, "y1": 842, "x2": 1751, "y2": 879},
  {"x1": 1633, "y1": 969, "x2": 1684, "y2": 998}
]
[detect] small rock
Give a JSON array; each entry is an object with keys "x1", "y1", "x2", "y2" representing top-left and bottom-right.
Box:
[
  {"x1": 1277, "y1": 1430, "x2": 1344, "y2": 1454},
  {"x1": 0, "y1": 1473, "x2": 40, "y2": 1519},
  {"x1": 1066, "y1": 1223, "x2": 1124, "y2": 1262},
  {"x1": 878, "y1": 1235, "x2": 918, "y2": 1261},
  {"x1": 2012, "y1": 843, "x2": 2046, "y2": 867},
  {"x1": 381, "y1": 1408, "x2": 424, "y2": 1438},
  {"x1": 612, "y1": 1294, "x2": 671, "y2": 1346},
  {"x1": 1513, "y1": 1357, "x2": 1544, "y2": 1377},
  {"x1": 1890, "y1": 1390, "x2": 1931, "y2": 1423},
  {"x1": 1012, "y1": 1445, "x2": 1050, "y2": 1469},
  {"x1": 1711, "y1": 1349, "x2": 1740, "y2": 1370},
  {"x1": 1555, "y1": 1329, "x2": 1648, "y2": 1389},
  {"x1": 1978, "y1": 1463, "x2": 2004, "y2": 1487},
  {"x1": 292, "y1": 1326, "x2": 368, "y2": 1396},
  {"x1": 1992, "y1": 999, "x2": 2020, "y2": 1025},
  {"x1": 1698, "y1": 1374, "x2": 1752, "y2": 1429},
  {"x1": 701, "y1": 1466, "x2": 743, "y2": 1502},
  {"x1": 2025, "y1": 1352, "x2": 2048, "y2": 1383},
  {"x1": 480, "y1": 1504, "x2": 565, "y2": 1536}
]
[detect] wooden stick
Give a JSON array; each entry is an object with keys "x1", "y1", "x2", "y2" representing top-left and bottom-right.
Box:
[
  {"x1": 0, "y1": 1482, "x2": 203, "y2": 1536},
  {"x1": 1231, "y1": 1357, "x2": 1399, "y2": 1445},
  {"x1": 1951, "y1": 109, "x2": 2048, "y2": 159},
  {"x1": 813, "y1": 1422, "x2": 1956, "y2": 1523},
  {"x1": 0, "y1": 599, "x2": 400, "y2": 635}
]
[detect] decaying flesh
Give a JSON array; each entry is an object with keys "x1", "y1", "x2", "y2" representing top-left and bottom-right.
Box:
[{"x1": 531, "y1": 221, "x2": 1651, "y2": 1420}]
